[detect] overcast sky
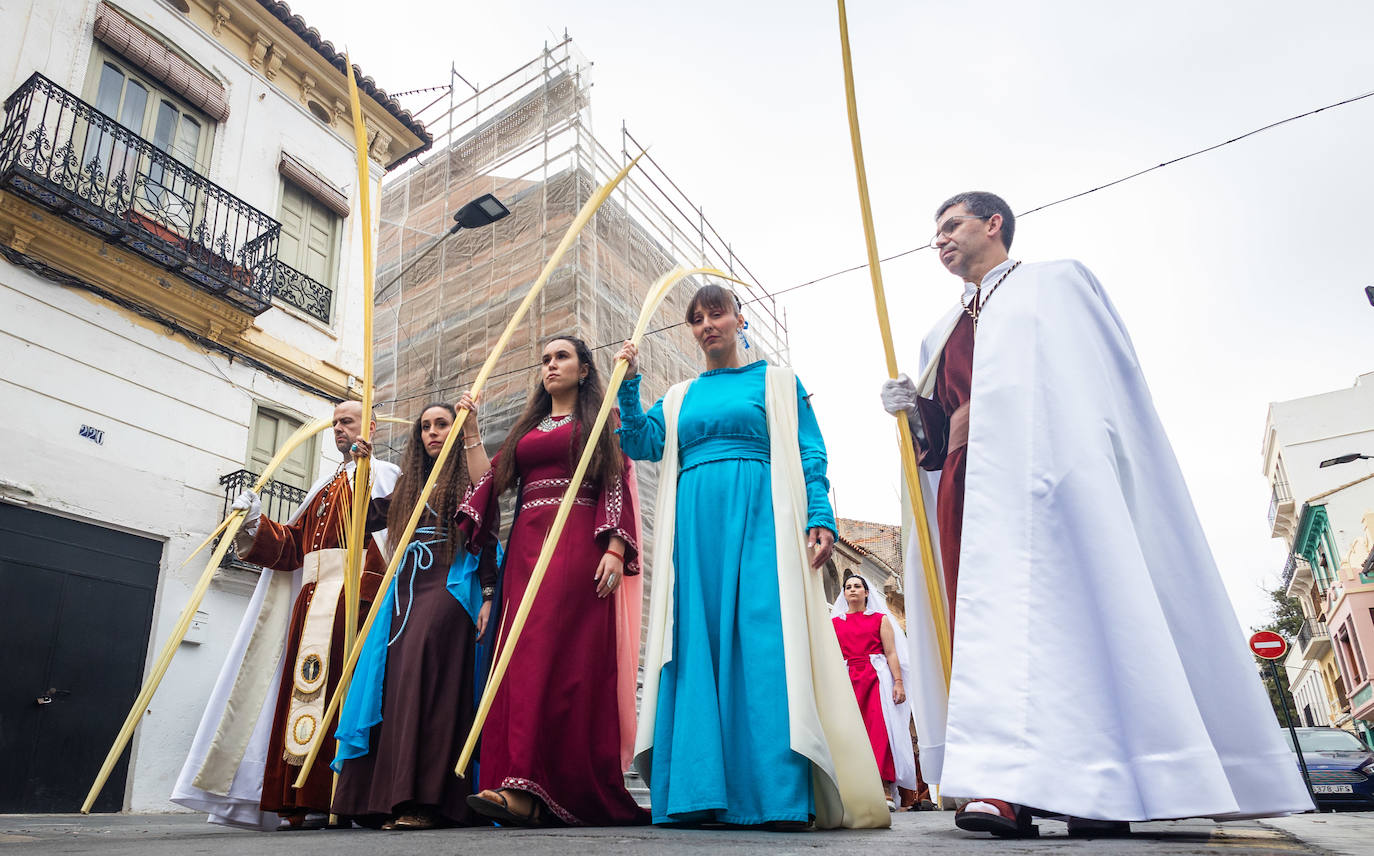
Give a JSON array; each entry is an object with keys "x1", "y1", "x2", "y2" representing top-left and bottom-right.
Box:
[{"x1": 291, "y1": 0, "x2": 1374, "y2": 629}]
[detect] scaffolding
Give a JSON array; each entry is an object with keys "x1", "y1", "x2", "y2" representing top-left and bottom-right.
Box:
[{"x1": 372, "y1": 38, "x2": 789, "y2": 567}]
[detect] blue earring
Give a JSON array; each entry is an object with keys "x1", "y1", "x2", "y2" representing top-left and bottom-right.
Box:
[{"x1": 737, "y1": 319, "x2": 751, "y2": 350}]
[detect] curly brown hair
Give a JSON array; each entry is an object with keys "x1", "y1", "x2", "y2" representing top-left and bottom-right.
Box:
[{"x1": 386, "y1": 402, "x2": 471, "y2": 554}]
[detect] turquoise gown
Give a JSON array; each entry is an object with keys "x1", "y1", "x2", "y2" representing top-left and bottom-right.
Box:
[{"x1": 617, "y1": 359, "x2": 837, "y2": 825}]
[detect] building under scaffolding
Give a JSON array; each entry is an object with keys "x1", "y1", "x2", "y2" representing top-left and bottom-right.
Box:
[{"x1": 373, "y1": 39, "x2": 790, "y2": 602}]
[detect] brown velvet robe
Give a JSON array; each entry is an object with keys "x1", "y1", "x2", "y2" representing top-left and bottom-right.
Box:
[
  {"x1": 239, "y1": 469, "x2": 386, "y2": 816},
  {"x1": 330, "y1": 496, "x2": 498, "y2": 826}
]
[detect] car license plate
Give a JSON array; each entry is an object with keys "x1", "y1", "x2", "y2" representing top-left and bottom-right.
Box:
[{"x1": 1313, "y1": 784, "x2": 1354, "y2": 794}]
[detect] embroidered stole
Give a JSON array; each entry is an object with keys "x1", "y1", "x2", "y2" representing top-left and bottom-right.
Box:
[{"x1": 282, "y1": 547, "x2": 346, "y2": 764}]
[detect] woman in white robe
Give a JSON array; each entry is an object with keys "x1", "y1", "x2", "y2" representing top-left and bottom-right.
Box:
[{"x1": 831, "y1": 572, "x2": 918, "y2": 806}]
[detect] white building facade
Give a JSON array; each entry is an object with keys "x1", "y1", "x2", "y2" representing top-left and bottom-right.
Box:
[
  {"x1": 1262, "y1": 373, "x2": 1374, "y2": 740},
  {"x1": 0, "y1": 0, "x2": 426, "y2": 812}
]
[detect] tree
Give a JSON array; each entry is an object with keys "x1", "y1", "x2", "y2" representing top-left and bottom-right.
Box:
[
  {"x1": 1262, "y1": 584, "x2": 1305, "y2": 639},
  {"x1": 1252, "y1": 584, "x2": 1303, "y2": 725}
]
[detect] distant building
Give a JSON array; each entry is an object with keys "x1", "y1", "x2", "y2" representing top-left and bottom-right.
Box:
[
  {"x1": 1262, "y1": 373, "x2": 1374, "y2": 744},
  {"x1": 1326, "y1": 511, "x2": 1374, "y2": 742},
  {"x1": 371, "y1": 40, "x2": 789, "y2": 633},
  {"x1": 831, "y1": 517, "x2": 904, "y2": 621},
  {"x1": 0, "y1": 0, "x2": 426, "y2": 812}
]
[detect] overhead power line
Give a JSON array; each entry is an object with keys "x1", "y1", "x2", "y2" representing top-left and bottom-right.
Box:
[{"x1": 376, "y1": 84, "x2": 1374, "y2": 411}]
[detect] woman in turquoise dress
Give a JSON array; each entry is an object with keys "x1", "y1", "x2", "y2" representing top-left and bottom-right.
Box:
[{"x1": 614, "y1": 284, "x2": 838, "y2": 827}]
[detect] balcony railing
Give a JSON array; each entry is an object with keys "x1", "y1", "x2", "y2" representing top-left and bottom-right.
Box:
[
  {"x1": 1335, "y1": 676, "x2": 1352, "y2": 713},
  {"x1": 0, "y1": 73, "x2": 280, "y2": 314},
  {"x1": 217, "y1": 468, "x2": 308, "y2": 569},
  {"x1": 1297, "y1": 619, "x2": 1330, "y2": 656},
  {"x1": 1281, "y1": 552, "x2": 1299, "y2": 590},
  {"x1": 219, "y1": 468, "x2": 308, "y2": 525},
  {"x1": 1269, "y1": 476, "x2": 1293, "y2": 530},
  {"x1": 274, "y1": 261, "x2": 333, "y2": 323}
]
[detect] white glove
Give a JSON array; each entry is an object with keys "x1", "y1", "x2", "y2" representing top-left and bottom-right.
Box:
[
  {"x1": 231, "y1": 488, "x2": 261, "y2": 551},
  {"x1": 880, "y1": 373, "x2": 919, "y2": 415}
]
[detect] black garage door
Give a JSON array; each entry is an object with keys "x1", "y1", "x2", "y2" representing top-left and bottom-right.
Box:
[{"x1": 0, "y1": 504, "x2": 161, "y2": 812}]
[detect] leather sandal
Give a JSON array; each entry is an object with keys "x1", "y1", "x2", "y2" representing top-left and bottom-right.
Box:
[
  {"x1": 389, "y1": 811, "x2": 439, "y2": 830},
  {"x1": 954, "y1": 799, "x2": 1039, "y2": 838},
  {"x1": 466, "y1": 789, "x2": 553, "y2": 828},
  {"x1": 277, "y1": 811, "x2": 329, "y2": 831}
]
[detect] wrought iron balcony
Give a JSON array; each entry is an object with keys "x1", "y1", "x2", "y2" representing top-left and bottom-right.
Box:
[
  {"x1": 1282, "y1": 551, "x2": 1299, "y2": 590},
  {"x1": 274, "y1": 260, "x2": 333, "y2": 323},
  {"x1": 1297, "y1": 619, "x2": 1331, "y2": 658},
  {"x1": 1269, "y1": 475, "x2": 1294, "y2": 536},
  {"x1": 219, "y1": 468, "x2": 308, "y2": 525},
  {"x1": 0, "y1": 73, "x2": 280, "y2": 314},
  {"x1": 217, "y1": 468, "x2": 308, "y2": 570}
]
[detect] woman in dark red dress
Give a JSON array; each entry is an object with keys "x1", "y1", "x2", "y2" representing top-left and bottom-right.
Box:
[
  {"x1": 460, "y1": 336, "x2": 648, "y2": 827},
  {"x1": 832, "y1": 573, "x2": 906, "y2": 803}
]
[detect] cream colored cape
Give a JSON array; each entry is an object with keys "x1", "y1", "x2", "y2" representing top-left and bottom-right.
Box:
[{"x1": 633, "y1": 366, "x2": 889, "y2": 829}]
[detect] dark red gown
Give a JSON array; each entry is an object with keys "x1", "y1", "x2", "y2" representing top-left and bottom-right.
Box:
[
  {"x1": 832, "y1": 611, "x2": 896, "y2": 782},
  {"x1": 916, "y1": 311, "x2": 974, "y2": 631},
  {"x1": 460, "y1": 421, "x2": 649, "y2": 826}
]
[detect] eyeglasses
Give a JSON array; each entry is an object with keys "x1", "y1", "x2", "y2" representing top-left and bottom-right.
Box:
[{"x1": 928, "y1": 215, "x2": 988, "y2": 249}]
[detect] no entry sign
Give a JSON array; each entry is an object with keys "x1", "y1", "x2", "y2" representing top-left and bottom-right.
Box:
[{"x1": 1249, "y1": 631, "x2": 1288, "y2": 660}]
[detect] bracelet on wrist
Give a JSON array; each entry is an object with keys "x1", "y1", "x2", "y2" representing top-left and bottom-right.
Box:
[
  {"x1": 463, "y1": 437, "x2": 482, "y2": 449},
  {"x1": 605, "y1": 547, "x2": 625, "y2": 562},
  {"x1": 481, "y1": 585, "x2": 495, "y2": 599}
]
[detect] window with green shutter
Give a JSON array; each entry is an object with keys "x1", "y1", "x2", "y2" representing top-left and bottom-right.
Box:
[
  {"x1": 275, "y1": 180, "x2": 340, "y2": 323},
  {"x1": 247, "y1": 405, "x2": 316, "y2": 523}
]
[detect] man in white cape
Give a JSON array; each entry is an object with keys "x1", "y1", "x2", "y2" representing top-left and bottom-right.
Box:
[
  {"x1": 880, "y1": 191, "x2": 1313, "y2": 837},
  {"x1": 171, "y1": 401, "x2": 398, "y2": 830}
]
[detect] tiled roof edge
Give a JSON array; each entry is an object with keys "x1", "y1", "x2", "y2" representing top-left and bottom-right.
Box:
[{"x1": 256, "y1": 0, "x2": 433, "y2": 168}]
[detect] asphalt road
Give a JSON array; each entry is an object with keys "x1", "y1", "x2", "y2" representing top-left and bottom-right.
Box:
[{"x1": 3, "y1": 810, "x2": 1372, "y2": 855}]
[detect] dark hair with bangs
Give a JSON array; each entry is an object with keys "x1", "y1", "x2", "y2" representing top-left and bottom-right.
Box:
[
  {"x1": 843, "y1": 570, "x2": 870, "y2": 593},
  {"x1": 684, "y1": 283, "x2": 742, "y2": 324}
]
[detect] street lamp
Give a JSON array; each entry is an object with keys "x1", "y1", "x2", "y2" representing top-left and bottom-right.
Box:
[
  {"x1": 1318, "y1": 452, "x2": 1374, "y2": 468},
  {"x1": 452, "y1": 193, "x2": 510, "y2": 230},
  {"x1": 375, "y1": 193, "x2": 510, "y2": 300}
]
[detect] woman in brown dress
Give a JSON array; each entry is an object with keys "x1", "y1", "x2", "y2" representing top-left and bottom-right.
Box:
[{"x1": 331, "y1": 400, "x2": 495, "y2": 829}]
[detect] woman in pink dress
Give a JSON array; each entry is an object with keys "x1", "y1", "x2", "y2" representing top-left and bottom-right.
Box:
[
  {"x1": 832, "y1": 572, "x2": 911, "y2": 807},
  {"x1": 459, "y1": 336, "x2": 648, "y2": 827}
]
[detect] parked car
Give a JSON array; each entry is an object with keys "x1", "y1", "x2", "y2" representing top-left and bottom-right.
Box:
[{"x1": 1281, "y1": 726, "x2": 1374, "y2": 811}]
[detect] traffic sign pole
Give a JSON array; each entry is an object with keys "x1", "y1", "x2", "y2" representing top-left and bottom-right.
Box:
[
  {"x1": 1269, "y1": 659, "x2": 1318, "y2": 809},
  {"x1": 1250, "y1": 631, "x2": 1317, "y2": 809}
]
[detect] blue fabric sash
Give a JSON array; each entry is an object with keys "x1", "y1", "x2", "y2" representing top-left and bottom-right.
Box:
[{"x1": 332, "y1": 534, "x2": 500, "y2": 771}]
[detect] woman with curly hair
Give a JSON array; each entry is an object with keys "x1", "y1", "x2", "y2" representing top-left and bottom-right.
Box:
[{"x1": 331, "y1": 397, "x2": 497, "y2": 829}]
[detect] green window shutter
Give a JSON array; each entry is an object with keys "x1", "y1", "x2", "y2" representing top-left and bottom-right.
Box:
[
  {"x1": 247, "y1": 408, "x2": 315, "y2": 522},
  {"x1": 278, "y1": 179, "x2": 339, "y2": 297},
  {"x1": 279, "y1": 183, "x2": 308, "y2": 270},
  {"x1": 302, "y1": 202, "x2": 334, "y2": 284},
  {"x1": 247, "y1": 409, "x2": 283, "y2": 475}
]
